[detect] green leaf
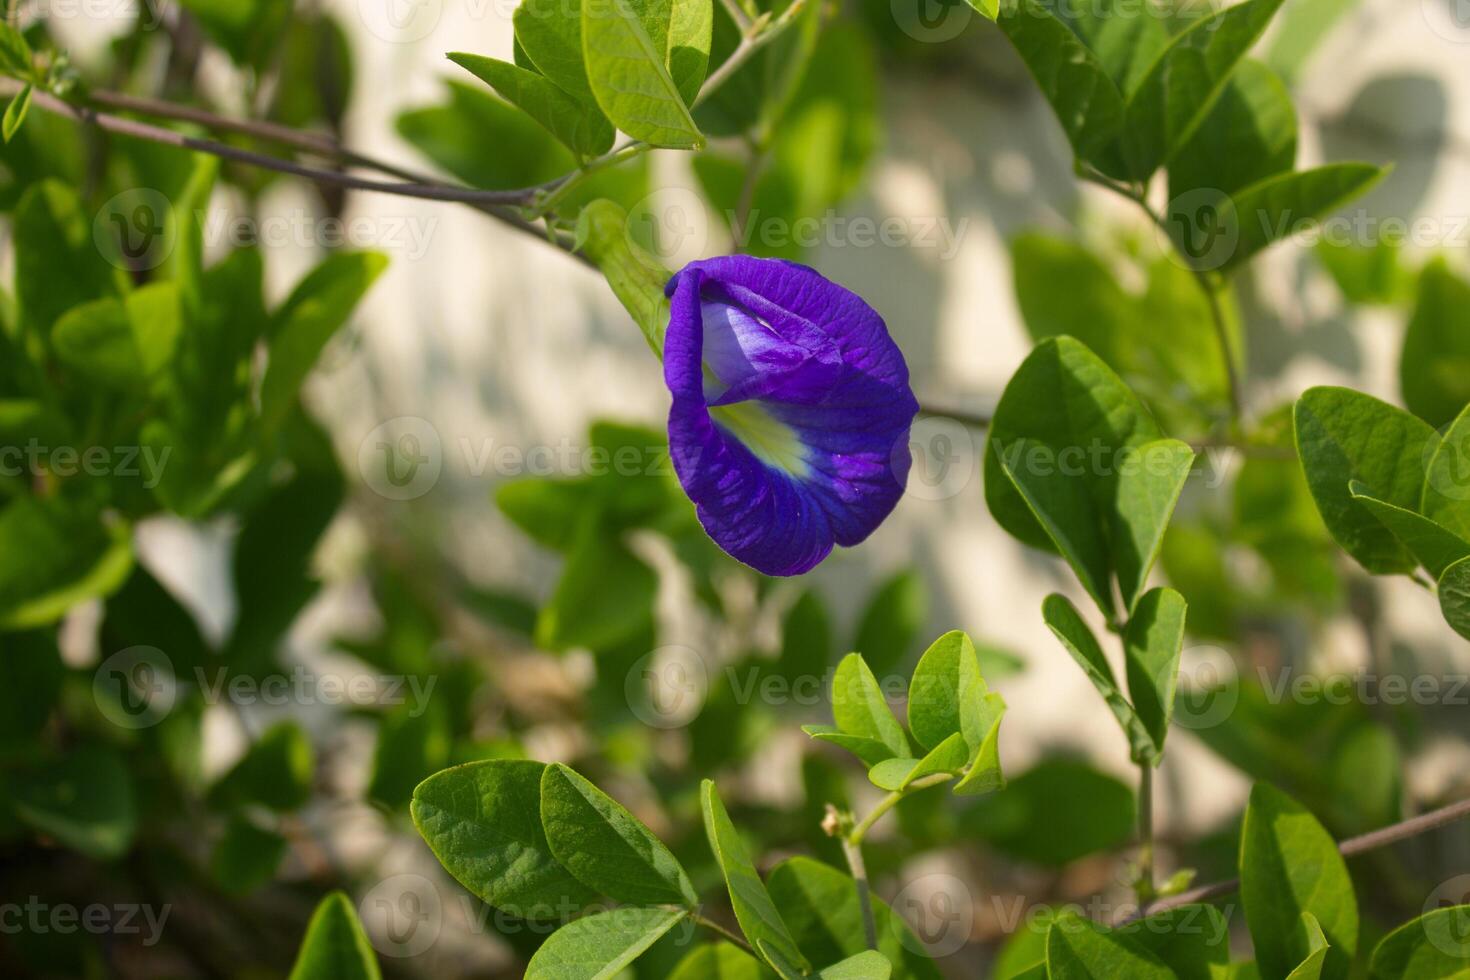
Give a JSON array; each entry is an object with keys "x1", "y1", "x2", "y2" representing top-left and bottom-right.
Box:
[
  {"x1": 535, "y1": 517, "x2": 659, "y2": 652},
  {"x1": 669, "y1": 943, "x2": 772, "y2": 980},
  {"x1": 211, "y1": 816, "x2": 287, "y2": 896},
  {"x1": 287, "y1": 892, "x2": 382, "y2": 980},
  {"x1": 397, "y1": 80, "x2": 578, "y2": 189},
  {"x1": 1119, "y1": 904, "x2": 1231, "y2": 980},
  {"x1": 1318, "y1": 239, "x2": 1405, "y2": 305},
  {"x1": 907, "y1": 630, "x2": 976, "y2": 750},
  {"x1": 540, "y1": 762, "x2": 698, "y2": 907},
  {"x1": 1042, "y1": 594, "x2": 1154, "y2": 763},
  {"x1": 766, "y1": 856, "x2": 942, "y2": 980},
  {"x1": 1421, "y1": 404, "x2": 1470, "y2": 542},
  {"x1": 1050, "y1": 0, "x2": 1169, "y2": 95},
  {"x1": 1114, "y1": 439, "x2": 1196, "y2": 611},
  {"x1": 808, "y1": 951, "x2": 893, "y2": 979},
  {"x1": 1286, "y1": 913, "x2": 1330, "y2": 980},
  {"x1": 1265, "y1": 0, "x2": 1360, "y2": 82},
  {"x1": 0, "y1": 496, "x2": 133, "y2": 630},
  {"x1": 1121, "y1": 0, "x2": 1288, "y2": 180},
  {"x1": 209, "y1": 721, "x2": 315, "y2": 812},
  {"x1": 368, "y1": 703, "x2": 451, "y2": 810},
  {"x1": 1368, "y1": 905, "x2": 1470, "y2": 979},
  {"x1": 1294, "y1": 386, "x2": 1438, "y2": 575},
  {"x1": 962, "y1": 759, "x2": 1135, "y2": 867},
  {"x1": 1169, "y1": 59, "x2": 1296, "y2": 208},
  {"x1": 954, "y1": 680, "x2": 1007, "y2": 796},
  {"x1": 3, "y1": 82, "x2": 31, "y2": 143},
  {"x1": 1214, "y1": 163, "x2": 1387, "y2": 272},
  {"x1": 776, "y1": 589, "x2": 833, "y2": 688},
  {"x1": 701, "y1": 780, "x2": 809, "y2": 974},
  {"x1": 1240, "y1": 783, "x2": 1358, "y2": 980},
  {"x1": 964, "y1": 0, "x2": 999, "y2": 18},
  {"x1": 1046, "y1": 913, "x2": 1175, "y2": 980},
  {"x1": 830, "y1": 653, "x2": 909, "y2": 760},
  {"x1": 1123, "y1": 587, "x2": 1187, "y2": 762},
  {"x1": 1438, "y1": 557, "x2": 1470, "y2": 641},
  {"x1": 996, "y1": 0, "x2": 1125, "y2": 170},
  {"x1": 15, "y1": 180, "x2": 128, "y2": 339},
  {"x1": 0, "y1": 632, "x2": 63, "y2": 748},
  {"x1": 1010, "y1": 234, "x2": 1239, "y2": 427},
  {"x1": 526, "y1": 907, "x2": 687, "y2": 979},
  {"x1": 176, "y1": 0, "x2": 292, "y2": 70},
  {"x1": 854, "y1": 568, "x2": 926, "y2": 675},
  {"x1": 260, "y1": 251, "x2": 387, "y2": 435},
  {"x1": 986, "y1": 337, "x2": 1184, "y2": 619},
  {"x1": 1348, "y1": 482, "x2": 1470, "y2": 579},
  {"x1": 801, "y1": 725, "x2": 900, "y2": 767},
  {"x1": 411, "y1": 760, "x2": 599, "y2": 918},
  {"x1": 448, "y1": 53, "x2": 615, "y2": 156},
  {"x1": 11, "y1": 745, "x2": 137, "y2": 859},
  {"x1": 1402, "y1": 258, "x2": 1470, "y2": 429},
  {"x1": 0, "y1": 22, "x2": 34, "y2": 77},
  {"x1": 515, "y1": 0, "x2": 599, "y2": 103},
  {"x1": 582, "y1": 0, "x2": 705, "y2": 148},
  {"x1": 51, "y1": 283, "x2": 181, "y2": 392},
  {"x1": 868, "y1": 731, "x2": 970, "y2": 792},
  {"x1": 575, "y1": 199, "x2": 671, "y2": 355}
]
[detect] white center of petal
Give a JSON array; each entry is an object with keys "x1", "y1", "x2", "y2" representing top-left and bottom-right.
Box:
[{"x1": 710, "y1": 400, "x2": 811, "y2": 478}]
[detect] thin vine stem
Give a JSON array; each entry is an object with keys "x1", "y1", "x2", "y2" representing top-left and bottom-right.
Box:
[
  {"x1": 1078, "y1": 169, "x2": 1245, "y2": 424},
  {"x1": 1124, "y1": 794, "x2": 1470, "y2": 922},
  {"x1": 690, "y1": 911, "x2": 756, "y2": 954},
  {"x1": 1136, "y1": 763, "x2": 1155, "y2": 901},
  {"x1": 833, "y1": 772, "x2": 955, "y2": 952}
]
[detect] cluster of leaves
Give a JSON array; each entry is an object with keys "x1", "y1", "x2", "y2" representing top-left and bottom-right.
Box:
[{"x1": 403, "y1": 630, "x2": 1011, "y2": 979}]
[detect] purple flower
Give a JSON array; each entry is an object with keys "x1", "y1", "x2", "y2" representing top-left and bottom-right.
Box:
[{"x1": 663, "y1": 256, "x2": 919, "y2": 577}]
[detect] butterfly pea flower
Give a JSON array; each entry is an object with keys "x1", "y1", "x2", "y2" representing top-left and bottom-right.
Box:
[{"x1": 663, "y1": 256, "x2": 919, "y2": 577}]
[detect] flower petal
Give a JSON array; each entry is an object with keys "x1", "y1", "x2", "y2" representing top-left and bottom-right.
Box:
[{"x1": 663, "y1": 259, "x2": 919, "y2": 576}]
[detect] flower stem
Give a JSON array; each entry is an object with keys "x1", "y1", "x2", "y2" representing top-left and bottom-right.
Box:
[
  {"x1": 1137, "y1": 762, "x2": 1155, "y2": 903},
  {"x1": 691, "y1": 911, "x2": 755, "y2": 954},
  {"x1": 839, "y1": 834, "x2": 879, "y2": 951}
]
